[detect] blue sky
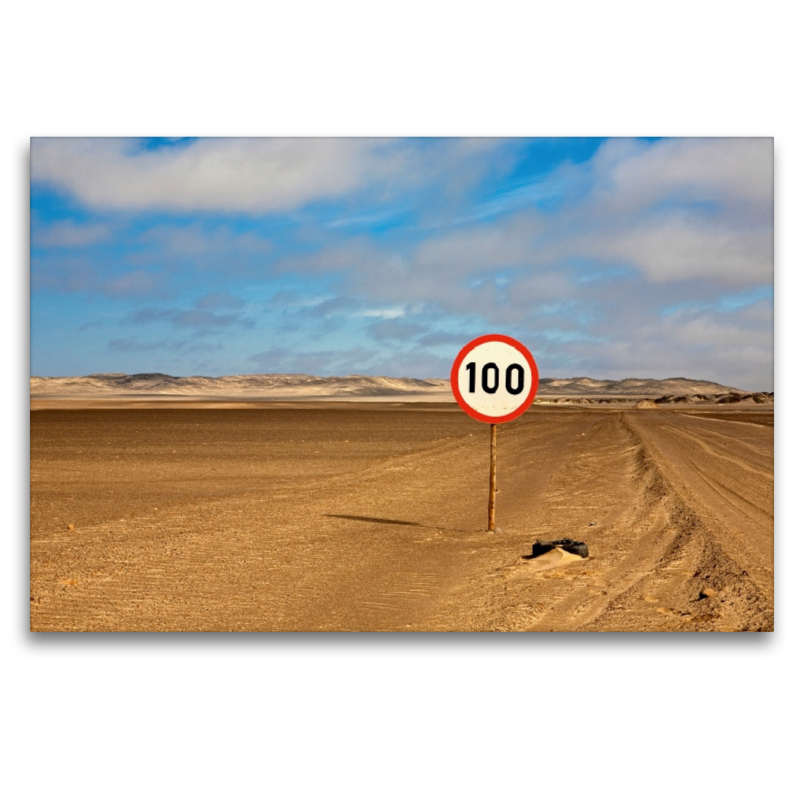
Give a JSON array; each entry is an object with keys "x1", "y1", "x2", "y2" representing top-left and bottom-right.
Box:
[{"x1": 30, "y1": 137, "x2": 774, "y2": 389}]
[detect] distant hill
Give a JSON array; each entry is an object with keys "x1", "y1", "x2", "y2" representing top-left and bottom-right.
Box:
[
  {"x1": 30, "y1": 372, "x2": 755, "y2": 399},
  {"x1": 536, "y1": 376, "x2": 743, "y2": 396},
  {"x1": 29, "y1": 373, "x2": 452, "y2": 398}
]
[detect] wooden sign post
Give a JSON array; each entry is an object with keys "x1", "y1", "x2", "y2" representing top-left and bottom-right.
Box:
[
  {"x1": 450, "y1": 334, "x2": 539, "y2": 532},
  {"x1": 488, "y1": 422, "x2": 497, "y2": 532}
]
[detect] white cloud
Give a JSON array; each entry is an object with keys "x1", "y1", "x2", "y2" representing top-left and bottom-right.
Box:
[
  {"x1": 587, "y1": 217, "x2": 773, "y2": 283},
  {"x1": 30, "y1": 137, "x2": 511, "y2": 215},
  {"x1": 31, "y1": 138, "x2": 402, "y2": 212},
  {"x1": 357, "y1": 308, "x2": 405, "y2": 319},
  {"x1": 601, "y1": 137, "x2": 773, "y2": 215}
]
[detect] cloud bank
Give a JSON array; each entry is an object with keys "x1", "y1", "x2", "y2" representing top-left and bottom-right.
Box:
[{"x1": 30, "y1": 137, "x2": 773, "y2": 389}]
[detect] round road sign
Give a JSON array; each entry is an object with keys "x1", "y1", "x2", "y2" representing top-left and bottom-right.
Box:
[{"x1": 450, "y1": 334, "x2": 539, "y2": 423}]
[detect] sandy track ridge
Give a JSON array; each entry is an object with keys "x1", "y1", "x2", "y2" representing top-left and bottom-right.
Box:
[{"x1": 459, "y1": 411, "x2": 773, "y2": 631}]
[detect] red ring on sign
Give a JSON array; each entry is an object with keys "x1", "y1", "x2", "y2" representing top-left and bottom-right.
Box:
[{"x1": 450, "y1": 334, "x2": 539, "y2": 424}]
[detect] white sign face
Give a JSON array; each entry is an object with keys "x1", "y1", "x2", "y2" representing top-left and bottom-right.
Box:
[{"x1": 451, "y1": 335, "x2": 539, "y2": 423}]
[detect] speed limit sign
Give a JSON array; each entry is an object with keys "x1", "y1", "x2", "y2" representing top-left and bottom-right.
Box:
[
  {"x1": 450, "y1": 334, "x2": 539, "y2": 423},
  {"x1": 451, "y1": 334, "x2": 539, "y2": 532}
]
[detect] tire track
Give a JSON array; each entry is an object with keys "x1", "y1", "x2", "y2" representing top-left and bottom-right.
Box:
[
  {"x1": 620, "y1": 412, "x2": 773, "y2": 630},
  {"x1": 470, "y1": 410, "x2": 773, "y2": 631}
]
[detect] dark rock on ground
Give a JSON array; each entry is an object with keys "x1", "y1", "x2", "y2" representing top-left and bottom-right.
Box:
[{"x1": 526, "y1": 538, "x2": 589, "y2": 559}]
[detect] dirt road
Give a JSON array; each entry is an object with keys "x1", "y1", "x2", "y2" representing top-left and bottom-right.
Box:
[{"x1": 30, "y1": 405, "x2": 773, "y2": 631}]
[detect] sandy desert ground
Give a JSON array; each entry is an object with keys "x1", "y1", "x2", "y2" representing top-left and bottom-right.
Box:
[{"x1": 30, "y1": 404, "x2": 773, "y2": 632}]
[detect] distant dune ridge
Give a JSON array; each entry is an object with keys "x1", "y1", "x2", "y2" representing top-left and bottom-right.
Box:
[
  {"x1": 30, "y1": 373, "x2": 772, "y2": 405},
  {"x1": 30, "y1": 373, "x2": 450, "y2": 397}
]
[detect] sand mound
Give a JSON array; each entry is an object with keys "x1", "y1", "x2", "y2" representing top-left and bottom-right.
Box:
[{"x1": 634, "y1": 399, "x2": 659, "y2": 409}]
